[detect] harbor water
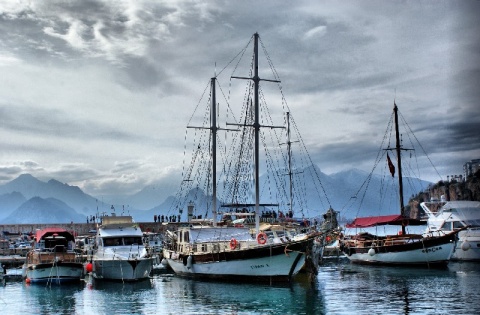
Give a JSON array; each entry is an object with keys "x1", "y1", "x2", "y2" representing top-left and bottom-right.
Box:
[{"x1": 1, "y1": 259, "x2": 478, "y2": 315}]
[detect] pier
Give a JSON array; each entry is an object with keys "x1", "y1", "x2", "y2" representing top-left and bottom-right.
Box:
[{"x1": 1, "y1": 221, "x2": 172, "y2": 236}]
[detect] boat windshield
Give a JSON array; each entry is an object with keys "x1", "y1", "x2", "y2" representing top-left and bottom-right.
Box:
[
  {"x1": 440, "y1": 219, "x2": 480, "y2": 231},
  {"x1": 464, "y1": 218, "x2": 480, "y2": 228},
  {"x1": 103, "y1": 237, "x2": 143, "y2": 246}
]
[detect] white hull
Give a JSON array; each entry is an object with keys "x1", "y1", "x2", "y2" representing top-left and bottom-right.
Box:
[
  {"x1": 345, "y1": 242, "x2": 455, "y2": 266},
  {"x1": 92, "y1": 258, "x2": 153, "y2": 281},
  {"x1": 452, "y1": 229, "x2": 480, "y2": 261},
  {"x1": 23, "y1": 263, "x2": 84, "y2": 284},
  {"x1": 164, "y1": 249, "x2": 305, "y2": 278}
]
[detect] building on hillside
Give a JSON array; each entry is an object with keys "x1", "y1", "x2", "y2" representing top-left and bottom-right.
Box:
[{"x1": 464, "y1": 158, "x2": 480, "y2": 179}]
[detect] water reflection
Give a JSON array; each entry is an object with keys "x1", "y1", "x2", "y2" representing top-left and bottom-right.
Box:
[
  {"x1": 24, "y1": 282, "x2": 83, "y2": 314},
  {"x1": 319, "y1": 260, "x2": 480, "y2": 315},
  {"x1": 79, "y1": 275, "x2": 155, "y2": 314},
  {"x1": 156, "y1": 273, "x2": 326, "y2": 315},
  {"x1": 0, "y1": 261, "x2": 478, "y2": 315}
]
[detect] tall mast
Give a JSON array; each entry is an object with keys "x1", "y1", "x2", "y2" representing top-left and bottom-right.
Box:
[
  {"x1": 187, "y1": 77, "x2": 219, "y2": 226},
  {"x1": 230, "y1": 33, "x2": 281, "y2": 235},
  {"x1": 393, "y1": 102, "x2": 406, "y2": 235},
  {"x1": 286, "y1": 112, "x2": 293, "y2": 216},
  {"x1": 211, "y1": 77, "x2": 218, "y2": 227},
  {"x1": 253, "y1": 33, "x2": 261, "y2": 233}
]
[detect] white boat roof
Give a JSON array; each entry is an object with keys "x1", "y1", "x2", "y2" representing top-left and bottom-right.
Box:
[
  {"x1": 185, "y1": 227, "x2": 253, "y2": 243},
  {"x1": 98, "y1": 226, "x2": 143, "y2": 237},
  {"x1": 441, "y1": 201, "x2": 480, "y2": 211},
  {"x1": 101, "y1": 216, "x2": 134, "y2": 225},
  {"x1": 96, "y1": 215, "x2": 144, "y2": 237}
]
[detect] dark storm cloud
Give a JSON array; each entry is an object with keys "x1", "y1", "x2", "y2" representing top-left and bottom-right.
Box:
[
  {"x1": 0, "y1": 0, "x2": 479, "y2": 195},
  {"x1": 0, "y1": 102, "x2": 148, "y2": 143}
]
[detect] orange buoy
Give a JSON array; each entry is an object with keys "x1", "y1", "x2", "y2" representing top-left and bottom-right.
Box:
[
  {"x1": 25, "y1": 278, "x2": 31, "y2": 284},
  {"x1": 85, "y1": 262, "x2": 93, "y2": 273}
]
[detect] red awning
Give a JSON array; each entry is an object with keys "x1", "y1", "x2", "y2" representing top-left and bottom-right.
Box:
[
  {"x1": 346, "y1": 215, "x2": 424, "y2": 228},
  {"x1": 35, "y1": 228, "x2": 75, "y2": 242}
]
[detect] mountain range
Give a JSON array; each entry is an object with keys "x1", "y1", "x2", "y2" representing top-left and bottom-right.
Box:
[
  {"x1": 0, "y1": 166, "x2": 431, "y2": 224},
  {"x1": 0, "y1": 168, "x2": 431, "y2": 224}
]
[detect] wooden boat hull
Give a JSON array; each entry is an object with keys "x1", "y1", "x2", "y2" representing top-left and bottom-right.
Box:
[
  {"x1": 163, "y1": 238, "x2": 315, "y2": 281},
  {"x1": 340, "y1": 232, "x2": 457, "y2": 267}
]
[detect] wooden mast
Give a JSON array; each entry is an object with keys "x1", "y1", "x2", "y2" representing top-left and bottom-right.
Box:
[
  {"x1": 211, "y1": 77, "x2": 218, "y2": 227},
  {"x1": 253, "y1": 33, "x2": 261, "y2": 234},
  {"x1": 230, "y1": 33, "x2": 281, "y2": 234},
  {"x1": 286, "y1": 112, "x2": 294, "y2": 217},
  {"x1": 393, "y1": 102, "x2": 406, "y2": 235}
]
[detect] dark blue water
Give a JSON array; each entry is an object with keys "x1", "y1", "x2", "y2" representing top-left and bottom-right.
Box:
[{"x1": 1, "y1": 259, "x2": 478, "y2": 314}]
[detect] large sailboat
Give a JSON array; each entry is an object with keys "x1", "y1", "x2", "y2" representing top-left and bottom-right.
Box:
[
  {"x1": 339, "y1": 102, "x2": 462, "y2": 267},
  {"x1": 162, "y1": 33, "x2": 329, "y2": 281}
]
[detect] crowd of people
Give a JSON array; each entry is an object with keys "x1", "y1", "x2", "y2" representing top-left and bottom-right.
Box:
[{"x1": 153, "y1": 214, "x2": 180, "y2": 223}]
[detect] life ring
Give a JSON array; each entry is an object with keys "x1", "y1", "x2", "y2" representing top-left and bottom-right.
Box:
[
  {"x1": 257, "y1": 232, "x2": 267, "y2": 245},
  {"x1": 230, "y1": 238, "x2": 238, "y2": 250}
]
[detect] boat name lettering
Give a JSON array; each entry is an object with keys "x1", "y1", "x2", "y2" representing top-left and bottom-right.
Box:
[
  {"x1": 250, "y1": 264, "x2": 269, "y2": 269},
  {"x1": 422, "y1": 246, "x2": 442, "y2": 253}
]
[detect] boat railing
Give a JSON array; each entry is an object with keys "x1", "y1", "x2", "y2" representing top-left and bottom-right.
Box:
[
  {"x1": 27, "y1": 246, "x2": 81, "y2": 264},
  {"x1": 343, "y1": 234, "x2": 426, "y2": 248},
  {"x1": 183, "y1": 237, "x2": 298, "y2": 254}
]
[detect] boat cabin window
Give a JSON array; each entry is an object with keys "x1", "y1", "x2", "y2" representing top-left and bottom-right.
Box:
[
  {"x1": 453, "y1": 221, "x2": 465, "y2": 230},
  {"x1": 124, "y1": 237, "x2": 141, "y2": 245},
  {"x1": 44, "y1": 236, "x2": 68, "y2": 249},
  {"x1": 466, "y1": 219, "x2": 480, "y2": 228},
  {"x1": 102, "y1": 237, "x2": 142, "y2": 247},
  {"x1": 440, "y1": 222, "x2": 453, "y2": 231},
  {"x1": 103, "y1": 237, "x2": 122, "y2": 246}
]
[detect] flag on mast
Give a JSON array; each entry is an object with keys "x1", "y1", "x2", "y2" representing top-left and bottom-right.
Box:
[{"x1": 387, "y1": 153, "x2": 395, "y2": 177}]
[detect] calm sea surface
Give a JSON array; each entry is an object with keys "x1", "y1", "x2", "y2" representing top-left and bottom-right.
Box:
[{"x1": 1, "y1": 259, "x2": 479, "y2": 315}]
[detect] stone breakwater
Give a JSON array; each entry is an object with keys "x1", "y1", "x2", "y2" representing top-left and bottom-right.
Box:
[{"x1": 0, "y1": 221, "x2": 175, "y2": 236}]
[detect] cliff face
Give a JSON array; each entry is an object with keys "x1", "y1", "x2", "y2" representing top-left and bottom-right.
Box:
[{"x1": 408, "y1": 170, "x2": 480, "y2": 219}]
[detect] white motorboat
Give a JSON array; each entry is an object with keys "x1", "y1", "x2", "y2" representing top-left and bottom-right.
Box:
[
  {"x1": 22, "y1": 227, "x2": 84, "y2": 284},
  {"x1": 91, "y1": 215, "x2": 154, "y2": 281},
  {"x1": 421, "y1": 200, "x2": 480, "y2": 261}
]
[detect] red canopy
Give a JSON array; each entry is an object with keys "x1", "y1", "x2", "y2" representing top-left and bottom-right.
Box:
[
  {"x1": 346, "y1": 215, "x2": 424, "y2": 228},
  {"x1": 35, "y1": 227, "x2": 75, "y2": 242}
]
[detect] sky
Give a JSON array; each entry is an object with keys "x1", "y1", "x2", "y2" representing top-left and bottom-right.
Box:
[{"x1": 0, "y1": 0, "x2": 479, "y2": 198}]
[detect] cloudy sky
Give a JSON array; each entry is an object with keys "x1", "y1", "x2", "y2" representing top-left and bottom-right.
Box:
[{"x1": 0, "y1": 0, "x2": 478, "y2": 197}]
